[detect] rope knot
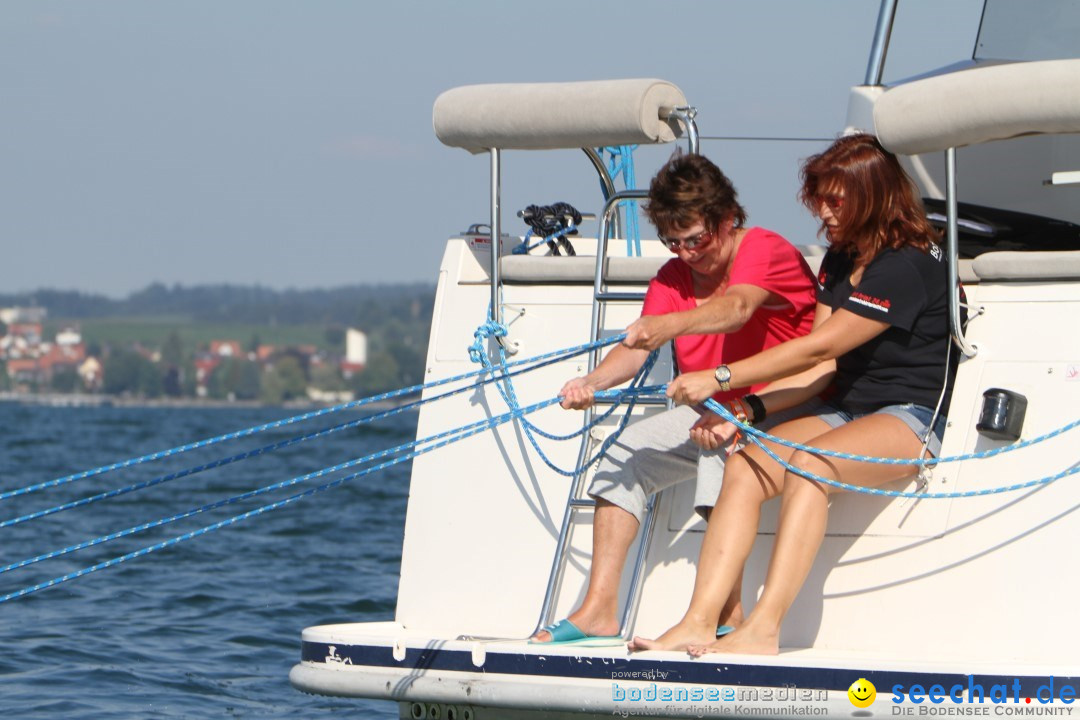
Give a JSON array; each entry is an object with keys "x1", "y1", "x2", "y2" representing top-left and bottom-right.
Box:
[{"x1": 468, "y1": 320, "x2": 509, "y2": 364}]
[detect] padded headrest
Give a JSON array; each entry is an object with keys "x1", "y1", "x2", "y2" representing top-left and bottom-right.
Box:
[
  {"x1": 433, "y1": 79, "x2": 688, "y2": 153},
  {"x1": 875, "y1": 59, "x2": 1080, "y2": 155}
]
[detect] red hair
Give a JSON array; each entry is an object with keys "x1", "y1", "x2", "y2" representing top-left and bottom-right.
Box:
[{"x1": 799, "y1": 133, "x2": 939, "y2": 263}]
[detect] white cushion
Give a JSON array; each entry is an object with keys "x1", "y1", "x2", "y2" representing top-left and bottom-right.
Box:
[
  {"x1": 434, "y1": 79, "x2": 687, "y2": 154},
  {"x1": 972, "y1": 251, "x2": 1080, "y2": 281},
  {"x1": 874, "y1": 59, "x2": 1080, "y2": 155}
]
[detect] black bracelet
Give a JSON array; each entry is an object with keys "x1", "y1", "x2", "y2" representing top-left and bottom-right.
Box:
[{"x1": 743, "y1": 393, "x2": 767, "y2": 424}]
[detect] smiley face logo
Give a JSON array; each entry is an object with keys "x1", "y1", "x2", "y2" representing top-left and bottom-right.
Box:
[{"x1": 848, "y1": 678, "x2": 876, "y2": 708}]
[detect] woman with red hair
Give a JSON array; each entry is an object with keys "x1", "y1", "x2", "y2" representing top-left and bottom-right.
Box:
[{"x1": 630, "y1": 133, "x2": 958, "y2": 655}]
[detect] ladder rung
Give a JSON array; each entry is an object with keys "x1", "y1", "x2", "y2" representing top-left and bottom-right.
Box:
[
  {"x1": 569, "y1": 498, "x2": 596, "y2": 508},
  {"x1": 595, "y1": 291, "x2": 646, "y2": 302}
]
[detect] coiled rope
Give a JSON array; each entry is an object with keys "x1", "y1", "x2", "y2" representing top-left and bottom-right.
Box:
[{"x1": 513, "y1": 202, "x2": 581, "y2": 256}]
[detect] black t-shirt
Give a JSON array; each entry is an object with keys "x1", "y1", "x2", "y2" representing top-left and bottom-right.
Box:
[{"x1": 816, "y1": 243, "x2": 959, "y2": 415}]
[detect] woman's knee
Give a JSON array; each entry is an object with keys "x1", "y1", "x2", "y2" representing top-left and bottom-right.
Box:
[
  {"x1": 784, "y1": 449, "x2": 834, "y2": 494},
  {"x1": 719, "y1": 453, "x2": 782, "y2": 503}
]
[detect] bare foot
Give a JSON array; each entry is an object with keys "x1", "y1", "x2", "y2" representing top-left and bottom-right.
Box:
[
  {"x1": 531, "y1": 608, "x2": 619, "y2": 643},
  {"x1": 687, "y1": 625, "x2": 779, "y2": 657},
  {"x1": 627, "y1": 621, "x2": 716, "y2": 653}
]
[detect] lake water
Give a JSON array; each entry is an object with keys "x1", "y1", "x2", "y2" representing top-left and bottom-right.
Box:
[{"x1": 0, "y1": 402, "x2": 411, "y2": 718}]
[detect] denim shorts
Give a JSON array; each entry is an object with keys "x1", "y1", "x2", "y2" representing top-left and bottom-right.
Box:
[{"x1": 810, "y1": 402, "x2": 947, "y2": 457}]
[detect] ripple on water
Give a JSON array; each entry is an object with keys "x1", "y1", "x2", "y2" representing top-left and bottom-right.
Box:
[
  {"x1": 342, "y1": 597, "x2": 396, "y2": 614},
  {"x1": 0, "y1": 404, "x2": 411, "y2": 719}
]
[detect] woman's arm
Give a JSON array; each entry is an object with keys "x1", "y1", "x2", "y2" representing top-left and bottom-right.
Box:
[
  {"x1": 559, "y1": 343, "x2": 651, "y2": 409},
  {"x1": 668, "y1": 303, "x2": 889, "y2": 406},
  {"x1": 756, "y1": 362, "x2": 836, "y2": 413},
  {"x1": 686, "y1": 359, "x2": 836, "y2": 450},
  {"x1": 684, "y1": 306, "x2": 834, "y2": 450},
  {"x1": 622, "y1": 284, "x2": 774, "y2": 351},
  {"x1": 743, "y1": 302, "x2": 836, "y2": 415}
]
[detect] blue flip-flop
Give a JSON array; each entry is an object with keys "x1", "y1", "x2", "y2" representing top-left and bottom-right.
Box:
[
  {"x1": 530, "y1": 619, "x2": 624, "y2": 647},
  {"x1": 716, "y1": 625, "x2": 735, "y2": 638}
]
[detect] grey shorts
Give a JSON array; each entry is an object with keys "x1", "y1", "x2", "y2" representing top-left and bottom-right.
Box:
[
  {"x1": 587, "y1": 397, "x2": 822, "y2": 523},
  {"x1": 810, "y1": 402, "x2": 947, "y2": 457}
]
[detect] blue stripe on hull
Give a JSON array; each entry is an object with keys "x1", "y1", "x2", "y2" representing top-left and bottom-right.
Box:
[{"x1": 301, "y1": 641, "x2": 1076, "y2": 696}]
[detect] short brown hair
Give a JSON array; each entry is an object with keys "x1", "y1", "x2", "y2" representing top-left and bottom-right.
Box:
[
  {"x1": 644, "y1": 152, "x2": 747, "y2": 235},
  {"x1": 799, "y1": 133, "x2": 940, "y2": 262}
]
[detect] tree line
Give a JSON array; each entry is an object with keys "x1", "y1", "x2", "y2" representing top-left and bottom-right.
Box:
[
  {"x1": 2, "y1": 282, "x2": 436, "y2": 401},
  {"x1": 1, "y1": 282, "x2": 435, "y2": 325}
]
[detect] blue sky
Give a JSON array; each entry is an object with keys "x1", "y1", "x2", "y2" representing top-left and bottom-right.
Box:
[{"x1": 1, "y1": 0, "x2": 983, "y2": 296}]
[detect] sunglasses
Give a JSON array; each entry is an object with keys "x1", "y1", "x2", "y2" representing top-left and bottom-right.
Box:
[
  {"x1": 816, "y1": 193, "x2": 845, "y2": 211},
  {"x1": 658, "y1": 228, "x2": 711, "y2": 251}
]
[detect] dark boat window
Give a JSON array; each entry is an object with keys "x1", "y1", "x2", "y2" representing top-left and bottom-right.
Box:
[{"x1": 924, "y1": 198, "x2": 1080, "y2": 258}]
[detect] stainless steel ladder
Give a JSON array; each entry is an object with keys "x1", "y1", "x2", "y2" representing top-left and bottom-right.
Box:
[
  {"x1": 532, "y1": 189, "x2": 674, "y2": 639},
  {"x1": 531, "y1": 110, "x2": 699, "y2": 638}
]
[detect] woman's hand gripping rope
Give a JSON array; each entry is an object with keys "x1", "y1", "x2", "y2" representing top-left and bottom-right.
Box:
[
  {"x1": 558, "y1": 377, "x2": 598, "y2": 410},
  {"x1": 688, "y1": 407, "x2": 742, "y2": 453},
  {"x1": 667, "y1": 368, "x2": 722, "y2": 406}
]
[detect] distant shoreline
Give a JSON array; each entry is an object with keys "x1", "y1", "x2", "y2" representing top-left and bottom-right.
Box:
[{"x1": 0, "y1": 391, "x2": 417, "y2": 411}]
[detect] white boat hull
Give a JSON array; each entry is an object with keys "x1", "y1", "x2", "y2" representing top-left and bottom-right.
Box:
[
  {"x1": 291, "y1": 622, "x2": 1080, "y2": 719},
  {"x1": 292, "y1": 236, "x2": 1080, "y2": 716}
]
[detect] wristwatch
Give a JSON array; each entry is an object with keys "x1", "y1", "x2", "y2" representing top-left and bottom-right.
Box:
[{"x1": 713, "y1": 364, "x2": 732, "y2": 392}]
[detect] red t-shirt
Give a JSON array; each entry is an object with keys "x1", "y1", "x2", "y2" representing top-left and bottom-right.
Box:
[{"x1": 640, "y1": 227, "x2": 817, "y2": 402}]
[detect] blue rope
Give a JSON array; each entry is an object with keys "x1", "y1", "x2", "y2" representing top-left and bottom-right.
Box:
[
  {"x1": 483, "y1": 331, "x2": 618, "y2": 443},
  {"x1": 9, "y1": 300, "x2": 1074, "y2": 605},
  {"x1": 0, "y1": 319, "x2": 658, "y2": 598},
  {"x1": 487, "y1": 343, "x2": 661, "y2": 477},
  {"x1": 601, "y1": 145, "x2": 641, "y2": 256},
  {"x1": 0, "y1": 387, "x2": 582, "y2": 602},
  {"x1": 703, "y1": 398, "x2": 1080, "y2": 467},
  {"x1": 468, "y1": 304, "x2": 662, "y2": 476},
  {"x1": 1, "y1": 345, "x2": 613, "y2": 529},
  {"x1": 468, "y1": 320, "x2": 509, "y2": 364},
  {"x1": 4, "y1": 383, "x2": 627, "y2": 579},
  {"x1": 759, "y1": 431, "x2": 1079, "y2": 498},
  {"x1": 5, "y1": 336, "x2": 1076, "y2": 600},
  {"x1": 703, "y1": 398, "x2": 1080, "y2": 499},
  {"x1": 1, "y1": 333, "x2": 625, "y2": 502},
  {"x1": 488, "y1": 343, "x2": 661, "y2": 475}
]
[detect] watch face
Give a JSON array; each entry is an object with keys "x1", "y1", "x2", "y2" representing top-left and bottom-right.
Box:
[{"x1": 715, "y1": 366, "x2": 731, "y2": 382}]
